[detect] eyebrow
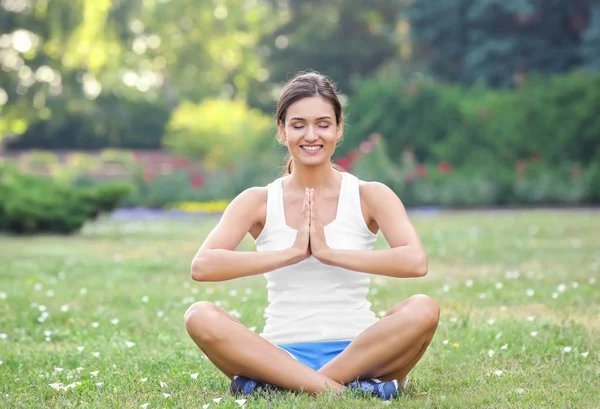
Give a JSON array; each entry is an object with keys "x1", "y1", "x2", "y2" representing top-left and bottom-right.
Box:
[{"x1": 289, "y1": 116, "x2": 333, "y2": 121}]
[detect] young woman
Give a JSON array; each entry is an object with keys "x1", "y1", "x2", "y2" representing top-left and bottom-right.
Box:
[{"x1": 184, "y1": 71, "x2": 439, "y2": 401}]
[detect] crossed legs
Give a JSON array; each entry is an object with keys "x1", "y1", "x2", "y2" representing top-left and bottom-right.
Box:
[{"x1": 184, "y1": 294, "x2": 439, "y2": 395}]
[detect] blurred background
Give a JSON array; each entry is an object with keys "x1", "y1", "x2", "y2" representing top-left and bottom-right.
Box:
[{"x1": 1, "y1": 0, "x2": 600, "y2": 234}]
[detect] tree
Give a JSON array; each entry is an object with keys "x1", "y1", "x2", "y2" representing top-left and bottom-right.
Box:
[
  {"x1": 1, "y1": 0, "x2": 280, "y2": 149},
  {"x1": 581, "y1": 1, "x2": 600, "y2": 70},
  {"x1": 406, "y1": 0, "x2": 593, "y2": 87},
  {"x1": 257, "y1": 0, "x2": 406, "y2": 97},
  {"x1": 0, "y1": 0, "x2": 145, "y2": 146}
]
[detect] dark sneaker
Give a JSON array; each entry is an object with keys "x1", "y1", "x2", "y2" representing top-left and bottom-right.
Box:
[
  {"x1": 230, "y1": 375, "x2": 279, "y2": 396},
  {"x1": 346, "y1": 378, "x2": 400, "y2": 400}
]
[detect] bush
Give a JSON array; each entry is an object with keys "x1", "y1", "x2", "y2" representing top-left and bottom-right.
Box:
[
  {"x1": 511, "y1": 161, "x2": 596, "y2": 206},
  {"x1": 122, "y1": 151, "x2": 283, "y2": 208},
  {"x1": 343, "y1": 70, "x2": 600, "y2": 169},
  {"x1": 163, "y1": 98, "x2": 275, "y2": 169},
  {"x1": 344, "y1": 131, "x2": 599, "y2": 207},
  {"x1": 0, "y1": 164, "x2": 133, "y2": 234}
]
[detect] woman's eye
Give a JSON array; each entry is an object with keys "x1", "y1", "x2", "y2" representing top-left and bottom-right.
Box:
[
  {"x1": 293, "y1": 125, "x2": 304, "y2": 129},
  {"x1": 319, "y1": 124, "x2": 330, "y2": 128}
]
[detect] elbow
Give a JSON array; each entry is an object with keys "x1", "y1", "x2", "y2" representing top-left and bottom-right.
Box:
[
  {"x1": 190, "y1": 256, "x2": 209, "y2": 282},
  {"x1": 413, "y1": 252, "x2": 428, "y2": 277}
]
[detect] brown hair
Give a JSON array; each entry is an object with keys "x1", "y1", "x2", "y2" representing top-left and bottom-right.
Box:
[{"x1": 275, "y1": 71, "x2": 345, "y2": 175}]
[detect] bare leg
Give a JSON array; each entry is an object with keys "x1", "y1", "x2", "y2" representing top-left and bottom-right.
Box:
[
  {"x1": 184, "y1": 301, "x2": 345, "y2": 394},
  {"x1": 318, "y1": 294, "x2": 440, "y2": 386}
]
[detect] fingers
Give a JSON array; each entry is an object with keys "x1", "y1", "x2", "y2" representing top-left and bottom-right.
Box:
[
  {"x1": 302, "y1": 188, "x2": 308, "y2": 216},
  {"x1": 309, "y1": 188, "x2": 316, "y2": 223},
  {"x1": 303, "y1": 188, "x2": 310, "y2": 229}
]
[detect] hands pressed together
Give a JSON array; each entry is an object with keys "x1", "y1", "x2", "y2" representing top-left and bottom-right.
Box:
[{"x1": 292, "y1": 188, "x2": 330, "y2": 263}]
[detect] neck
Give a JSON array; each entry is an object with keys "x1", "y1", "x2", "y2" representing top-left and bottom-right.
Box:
[{"x1": 288, "y1": 162, "x2": 341, "y2": 192}]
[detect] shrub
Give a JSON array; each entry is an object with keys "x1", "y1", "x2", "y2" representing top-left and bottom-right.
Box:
[
  {"x1": 0, "y1": 164, "x2": 133, "y2": 234},
  {"x1": 512, "y1": 161, "x2": 596, "y2": 205},
  {"x1": 119, "y1": 148, "x2": 283, "y2": 208},
  {"x1": 163, "y1": 98, "x2": 275, "y2": 169},
  {"x1": 343, "y1": 70, "x2": 600, "y2": 169},
  {"x1": 344, "y1": 131, "x2": 598, "y2": 207}
]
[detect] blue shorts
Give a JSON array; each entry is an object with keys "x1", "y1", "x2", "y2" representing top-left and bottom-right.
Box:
[{"x1": 276, "y1": 340, "x2": 352, "y2": 371}]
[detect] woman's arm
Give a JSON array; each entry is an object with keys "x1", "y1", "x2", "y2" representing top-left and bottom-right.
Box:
[
  {"x1": 318, "y1": 182, "x2": 427, "y2": 278},
  {"x1": 191, "y1": 187, "x2": 304, "y2": 282}
]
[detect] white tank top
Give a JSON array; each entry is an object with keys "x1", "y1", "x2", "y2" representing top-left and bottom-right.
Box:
[{"x1": 255, "y1": 172, "x2": 379, "y2": 345}]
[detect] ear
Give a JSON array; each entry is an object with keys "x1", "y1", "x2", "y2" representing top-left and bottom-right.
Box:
[
  {"x1": 336, "y1": 119, "x2": 344, "y2": 140},
  {"x1": 277, "y1": 120, "x2": 287, "y2": 144}
]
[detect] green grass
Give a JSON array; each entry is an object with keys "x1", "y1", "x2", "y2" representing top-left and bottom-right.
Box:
[{"x1": 1, "y1": 209, "x2": 599, "y2": 408}]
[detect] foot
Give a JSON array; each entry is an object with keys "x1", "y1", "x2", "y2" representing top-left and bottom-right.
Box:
[
  {"x1": 230, "y1": 375, "x2": 279, "y2": 396},
  {"x1": 346, "y1": 378, "x2": 400, "y2": 400}
]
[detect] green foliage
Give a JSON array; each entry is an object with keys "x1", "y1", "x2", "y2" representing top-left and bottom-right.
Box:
[
  {"x1": 0, "y1": 0, "x2": 145, "y2": 142},
  {"x1": 405, "y1": 0, "x2": 591, "y2": 87},
  {"x1": 1, "y1": 0, "x2": 279, "y2": 148},
  {"x1": 349, "y1": 137, "x2": 404, "y2": 191},
  {"x1": 342, "y1": 73, "x2": 465, "y2": 163},
  {"x1": 120, "y1": 151, "x2": 281, "y2": 208},
  {"x1": 259, "y1": 0, "x2": 404, "y2": 95},
  {"x1": 343, "y1": 70, "x2": 600, "y2": 169},
  {"x1": 163, "y1": 98, "x2": 275, "y2": 169},
  {"x1": 6, "y1": 96, "x2": 171, "y2": 150},
  {"x1": 345, "y1": 134, "x2": 598, "y2": 207},
  {"x1": 122, "y1": 170, "x2": 194, "y2": 209},
  {"x1": 0, "y1": 164, "x2": 132, "y2": 234},
  {"x1": 512, "y1": 162, "x2": 597, "y2": 206},
  {"x1": 23, "y1": 150, "x2": 60, "y2": 169},
  {"x1": 581, "y1": 3, "x2": 600, "y2": 71}
]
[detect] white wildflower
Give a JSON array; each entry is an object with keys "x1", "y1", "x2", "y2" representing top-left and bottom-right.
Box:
[{"x1": 48, "y1": 383, "x2": 61, "y2": 390}]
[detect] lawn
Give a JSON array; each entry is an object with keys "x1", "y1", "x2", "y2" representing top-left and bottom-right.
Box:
[{"x1": 0, "y1": 209, "x2": 598, "y2": 408}]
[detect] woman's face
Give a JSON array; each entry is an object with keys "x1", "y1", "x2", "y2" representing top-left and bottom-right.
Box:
[{"x1": 279, "y1": 95, "x2": 342, "y2": 168}]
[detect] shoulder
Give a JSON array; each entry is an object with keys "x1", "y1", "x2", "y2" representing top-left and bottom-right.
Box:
[
  {"x1": 358, "y1": 179, "x2": 393, "y2": 198},
  {"x1": 357, "y1": 179, "x2": 403, "y2": 216},
  {"x1": 231, "y1": 185, "x2": 267, "y2": 209},
  {"x1": 357, "y1": 178, "x2": 396, "y2": 203}
]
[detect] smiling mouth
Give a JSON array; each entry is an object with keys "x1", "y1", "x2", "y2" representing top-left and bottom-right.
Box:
[{"x1": 301, "y1": 145, "x2": 323, "y2": 152}]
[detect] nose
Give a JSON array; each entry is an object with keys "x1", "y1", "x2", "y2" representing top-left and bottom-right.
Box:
[{"x1": 304, "y1": 126, "x2": 318, "y2": 142}]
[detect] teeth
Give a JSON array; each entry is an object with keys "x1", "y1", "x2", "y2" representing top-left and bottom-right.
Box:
[{"x1": 302, "y1": 146, "x2": 322, "y2": 151}]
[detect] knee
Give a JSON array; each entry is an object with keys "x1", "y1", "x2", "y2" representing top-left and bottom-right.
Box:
[
  {"x1": 406, "y1": 294, "x2": 440, "y2": 331},
  {"x1": 184, "y1": 301, "x2": 224, "y2": 343}
]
